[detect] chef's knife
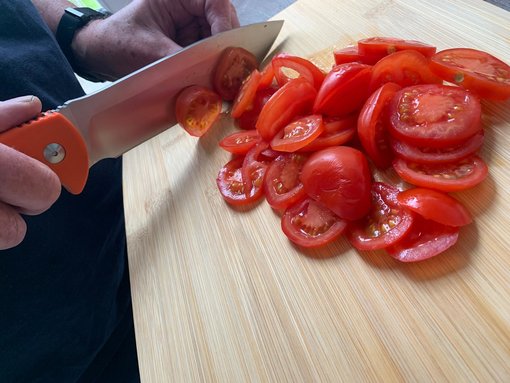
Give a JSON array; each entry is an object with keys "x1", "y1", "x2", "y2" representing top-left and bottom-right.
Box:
[{"x1": 0, "y1": 20, "x2": 284, "y2": 194}]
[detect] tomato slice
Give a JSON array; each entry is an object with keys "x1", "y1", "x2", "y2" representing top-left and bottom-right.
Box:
[
  {"x1": 390, "y1": 130, "x2": 484, "y2": 165},
  {"x1": 256, "y1": 77, "x2": 317, "y2": 141},
  {"x1": 347, "y1": 182, "x2": 414, "y2": 251},
  {"x1": 430, "y1": 48, "x2": 510, "y2": 101},
  {"x1": 219, "y1": 130, "x2": 261, "y2": 155},
  {"x1": 298, "y1": 114, "x2": 357, "y2": 152},
  {"x1": 300, "y1": 146, "x2": 372, "y2": 221},
  {"x1": 385, "y1": 216, "x2": 459, "y2": 262},
  {"x1": 357, "y1": 82, "x2": 401, "y2": 169},
  {"x1": 393, "y1": 155, "x2": 488, "y2": 192},
  {"x1": 175, "y1": 85, "x2": 222, "y2": 137},
  {"x1": 236, "y1": 86, "x2": 277, "y2": 130},
  {"x1": 212, "y1": 47, "x2": 259, "y2": 101},
  {"x1": 358, "y1": 37, "x2": 437, "y2": 62},
  {"x1": 369, "y1": 50, "x2": 442, "y2": 91},
  {"x1": 281, "y1": 198, "x2": 347, "y2": 248},
  {"x1": 388, "y1": 84, "x2": 482, "y2": 148},
  {"x1": 231, "y1": 69, "x2": 262, "y2": 118},
  {"x1": 270, "y1": 115, "x2": 325, "y2": 152},
  {"x1": 216, "y1": 157, "x2": 256, "y2": 206},
  {"x1": 333, "y1": 45, "x2": 381, "y2": 65},
  {"x1": 313, "y1": 62, "x2": 372, "y2": 117},
  {"x1": 272, "y1": 53, "x2": 326, "y2": 90},
  {"x1": 397, "y1": 188, "x2": 472, "y2": 227},
  {"x1": 258, "y1": 62, "x2": 276, "y2": 89},
  {"x1": 264, "y1": 153, "x2": 308, "y2": 211},
  {"x1": 241, "y1": 140, "x2": 269, "y2": 201}
]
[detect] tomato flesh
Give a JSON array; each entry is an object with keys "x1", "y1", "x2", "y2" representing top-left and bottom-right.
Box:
[
  {"x1": 358, "y1": 37, "x2": 437, "y2": 62},
  {"x1": 219, "y1": 130, "x2": 261, "y2": 155},
  {"x1": 231, "y1": 69, "x2": 262, "y2": 118},
  {"x1": 272, "y1": 53, "x2": 326, "y2": 90},
  {"x1": 299, "y1": 114, "x2": 357, "y2": 152},
  {"x1": 271, "y1": 115, "x2": 324, "y2": 152},
  {"x1": 236, "y1": 86, "x2": 277, "y2": 130}
]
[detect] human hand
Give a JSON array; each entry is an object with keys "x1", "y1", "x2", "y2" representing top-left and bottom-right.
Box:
[
  {"x1": 72, "y1": 0, "x2": 240, "y2": 81},
  {"x1": 0, "y1": 96, "x2": 61, "y2": 250}
]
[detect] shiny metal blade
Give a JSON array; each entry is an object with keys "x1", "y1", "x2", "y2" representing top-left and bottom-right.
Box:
[{"x1": 59, "y1": 20, "x2": 284, "y2": 166}]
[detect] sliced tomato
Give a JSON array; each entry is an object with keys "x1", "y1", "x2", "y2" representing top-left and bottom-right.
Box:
[
  {"x1": 358, "y1": 37, "x2": 437, "y2": 62},
  {"x1": 397, "y1": 187, "x2": 472, "y2": 227},
  {"x1": 385, "y1": 216, "x2": 459, "y2": 262},
  {"x1": 393, "y1": 155, "x2": 488, "y2": 192},
  {"x1": 272, "y1": 53, "x2": 326, "y2": 90},
  {"x1": 256, "y1": 77, "x2": 317, "y2": 141},
  {"x1": 281, "y1": 198, "x2": 347, "y2": 248},
  {"x1": 300, "y1": 146, "x2": 372, "y2": 221},
  {"x1": 369, "y1": 50, "x2": 442, "y2": 91},
  {"x1": 175, "y1": 85, "x2": 222, "y2": 137},
  {"x1": 231, "y1": 69, "x2": 262, "y2": 118},
  {"x1": 241, "y1": 140, "x2": 269, "y2": 201},
  {"x1": 236, "y1": 86, "x2": 277, "y2": 130},
  {"x1": 357, "y1": 82, "x2": 401, "y2": 169},
  {"x1": 264, "y1": 153, "x2": 308, "y2": 211},
  {"x1": 299, "y1": 114, "x2": 357, "y2": 152},
  {"x1": 219, "y1": 130, "x2": 261, "y2": 155},
  {"x1": 258, "y1": 62, "x2": 276, "y2": 89},
  {"x1": 390, "y1": 130, "x2": 484, "y2": 164},
  {"x1": 313, "y1": 62, "x2": 372, "y2": 117},
  {"x1": 212, "y1": 47, "x2": 259, "y2": 101},
  {"x1": 347, "y1": 182, "x2": 414, "y2": 251},
  {"x1": 216, "y1": 157, "x2": 255, "y2": 205},
  {"x1": 270, "y1": 115, "x2": 324, "y2": 152},
  {"x1": 430, "y1": 48, "x2": 510, "y2": 100},
  {"x1": 388, "y1": 84, "x2": 482, "y2": 148},
  {"x1": 333, "y1": 45, "x2": 364, "y2": 65}
]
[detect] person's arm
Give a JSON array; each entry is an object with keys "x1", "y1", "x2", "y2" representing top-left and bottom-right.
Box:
[{"x1": 31, "y1": 0, "x2": 77, "y2": 34}]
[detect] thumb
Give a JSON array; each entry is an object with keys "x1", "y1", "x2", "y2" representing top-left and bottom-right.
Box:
[{"x1": 0, "y1": 96, "x2": 42, "y2": 132}]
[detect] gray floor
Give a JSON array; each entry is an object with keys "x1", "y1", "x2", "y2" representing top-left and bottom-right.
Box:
[
  {"x1": 232, "y1": 0, "x2": 295, "y2": 25},
  {"x1": 484, "y1": 0, "x2": 510, "y2": 11}
]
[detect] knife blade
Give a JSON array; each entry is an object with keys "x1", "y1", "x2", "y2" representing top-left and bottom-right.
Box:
[{"x1": 0, "y1": 20, "x2": 284, "y2": 195}]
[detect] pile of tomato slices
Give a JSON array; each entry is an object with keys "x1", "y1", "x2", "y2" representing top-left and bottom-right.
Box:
[{"x1": 178, "y1": 37, "x2": 510, "y2": 262}]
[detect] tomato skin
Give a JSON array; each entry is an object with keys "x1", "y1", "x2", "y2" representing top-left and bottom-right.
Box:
[
  {"x1": 175, "y1": 85, "x2": 222, "y2": 137},
  {"x1": 213, "y1": 47, "x2": 259, "y2": 101},
  {"x1": 298, "y1": 114, "x2": 357, "y2": 152},
  {"x1": 281, "y1": 198, "x2": 347, "y2": 248},
  {"x1": 385, "y1": 216, "x2": 459, "y2": 262},
  {"x1": 256, "y1": 77, "x2": 317, "y2": 141},
  {"x1": 397, "y1": 188, "x2": 472, "y2": 227},
  {"x1": 216, "y1": 157, "x2": 258, "y2": 206},
  {"x1": 300, "y1": 146, "x2": 372, "y2": 221},
  {"x1": 270, "y1": 115, "x2": 324, "y2": 152},
  {"x1": 348, "y1": 182, "x2": 414, "y2": 251},
  {"x1": 333, "y1": 45, "x2": 380, "y2": 65},
  {"x1": 313, "y1": 62, "x2": 372, "y2": 118},
  {"x1": 430, "y1": 48, "x2": 510, "y2": 101},
  {"x1": 357, "y1": 82, "x2": 401, "y2": 169},
  {"x1": 388, "y1": 84, "x2": 482, "y2": 148},
  {"x1": 272, "y1": 53, "x2": 326, "y2": 90},
  {"x1": 219, "y1": 130, "x2": 261, "y2": 155},
  {"x1": 236, "y1": 87, "x2": 277, "y2": 130},
  {"x1": 358, "y1": 37, "x2": 437, "y2": 61},
  {"x1": 393, "y1": 155, "x2": 488, "y2": 192},
  {"x1": 231, "y1": 69, "x2": 262, "y2": 118}
]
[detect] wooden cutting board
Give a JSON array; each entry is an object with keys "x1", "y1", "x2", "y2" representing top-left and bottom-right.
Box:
[{"x1": 123, "y1": 0, "x2": 510, "y2": 381}]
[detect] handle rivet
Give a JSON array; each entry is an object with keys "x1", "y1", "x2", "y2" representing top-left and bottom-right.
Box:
[{"x1": 44, "y1": 143, "x2": 66, "y2": 164}]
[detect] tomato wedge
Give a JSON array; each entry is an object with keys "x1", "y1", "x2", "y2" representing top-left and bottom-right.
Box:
[
  {"x1": 397, "y1": 188, "x2": 472, "y2": 227},
  {"x1": 299, "y1": 114, "x2": 357, "y2": 152},
  {"x1": 236, "y1": 86, "x2": 277, "y2": 130},
  {"x1": 231, "y1": 69, "x2": 262, "y2": 118},
  {"x1": 393, "y1": 155, "x2": 488, "y2": 192},
  {"x1": 175, "y1": 85, "x2": 222, "y2": 137},
  {"x1": 388, "y1": 84, "x2": 482, "y2": 148},
  {"x1": 219, "y1": 130, "x2": 261, "y2": 155},
  {"x1": 385, "y1": 216, "x2": 459, "y2": 262},
  {"x1": 358, "y1": 82, "x2": 401, "y2": 169},
  {"x1": 272, "y1": 53, "x2": 326, "y2": 90},
  {"x1": 281, "y1": 198, "x2": 347, "y2": 248},
  {"x1": 264, "y1": 153, "x2": 308, "y2": 211},
  {"x1": 348, "y1": 182, "x2": 414, "y2": 251},
  {"x1": 270, "y1": 115, "x2": 324, "y2": 152},
  {"x1": 430, "y1": 48, "x2": 510, "y2": 100},
  {"x1": 358, "y1": 37, "x2": 437, "y2": 61},
  {"x1": 333, "y1": 45, "x2": 380, "y2": 65},
  {"x1": 216, "y1": 157, "x2": 255, "y2": 206},
  {"x1": 241, "y1": 140, "x2": 270, "y2": 201}
]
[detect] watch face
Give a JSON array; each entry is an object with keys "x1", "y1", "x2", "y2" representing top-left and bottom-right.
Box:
[{"x1": 66, "y1": 7, "x2": 109, "y2": 22}]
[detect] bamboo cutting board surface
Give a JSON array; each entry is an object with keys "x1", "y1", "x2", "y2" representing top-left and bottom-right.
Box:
[{"x1": 123, "y1": 1, "x2": 510, "y2": 382}]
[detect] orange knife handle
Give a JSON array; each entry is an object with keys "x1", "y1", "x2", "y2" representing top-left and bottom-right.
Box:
[{"x1": 0, "y1": 111, "x2": 89, "y2": 195}]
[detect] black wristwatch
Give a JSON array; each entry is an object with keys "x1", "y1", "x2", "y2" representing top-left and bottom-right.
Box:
[{"x1": 56, "y1": 7, "x2": 111, "y2": 81}]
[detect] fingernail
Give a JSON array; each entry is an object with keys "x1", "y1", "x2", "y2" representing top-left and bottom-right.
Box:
[{"x1": 11, "y1": 95, "x2": 36, "y2": 104}]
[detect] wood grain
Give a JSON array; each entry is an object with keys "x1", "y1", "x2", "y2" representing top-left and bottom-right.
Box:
[{"x1": 123, "y1": 0, "x2": 510, "y2": 382}]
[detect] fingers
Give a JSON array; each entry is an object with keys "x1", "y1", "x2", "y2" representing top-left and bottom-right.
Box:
[
  {"x1": 207, "y1": 0, "x2": 240, "y2": 35},
  {"x1": 0, "y1": 96, "x2": 42, "y2": 132},
  {"x1": 0, "y1": 202, "x2": 27, "y2": 250}
]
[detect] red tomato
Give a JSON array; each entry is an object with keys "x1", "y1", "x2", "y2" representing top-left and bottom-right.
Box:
[
  {"x1": 298, "y1": 114, "x2": 357, "y2": 152},
  {"x1": 390, "y1": 131, "x2": 484, "y2": 164},
  {"x1": 219, "y1": 130, "x2": 261, "y2": 155},
  {"x1": 258, "y1": 62, "x2": 276, "y2": 89},
  {"x1": 236, "y1": 86, "x2": 277, "y2": 130},
  {"x1": 385, "y1": 216, "x2": 459, "y2": 262},
  {"x1": 256, "y1": 77, "x2": 317, "y2": 141},
  {"x1": 264, "y1": 153, "x2": 308, "y2": 211},
  {"x1": 347, "y1": 182, "x2": 414, "y2": 250},
  {"x1": 313, "y1": 62, "x2": 372, "y2": 117},
  {"x1": 333, "y1": 45, "x2": 381, "y2": 65},
  {"x1": 358, "y1": 37, "x2": 437, "y2": 61},
  {"x1": 272, "y1": 53, "x2": 326, "y2": 90},
  {"x1": 281, "y1": 198, "x2": 347, "y2": 248},
  {"x1": 430, "y1": 48, "x2": 510, "y2": 100},
  {"x1": 393, "y1": 155, "x2": 488, "y2": 192},
  {"x1": 216, "y1": 157, "x2": 259, "y2": 206},
  {"x1": 241, "y1": 140, "x2": 270, "y2": 201},
  {"x1": 369, "y1": 50, "x2": 442, "y2": 91},
  {"x1": 231, "y1": 69, "x2": 262, "y2": 118},
  {"x1": 300, "y1": 146, "x2": 372, "y2": 221},
  {"x1": 175, "y1": 85, "x2": 222, "y2": 137},
  {"x1": 397, "y1": 188, "x2": 472, "y2": 227},
  {"x1": 270, "y1": 115, "x2": 324, "y2": 152},
  {"x1": 388, "y1": 84, "x2": 482, "y2": 148},
  {"x1": 212, "y1": 47, "x2": 259, "y2": 101},
  {"x1": 357, "y1": 82, "x2": 401, "y2": 169}
]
